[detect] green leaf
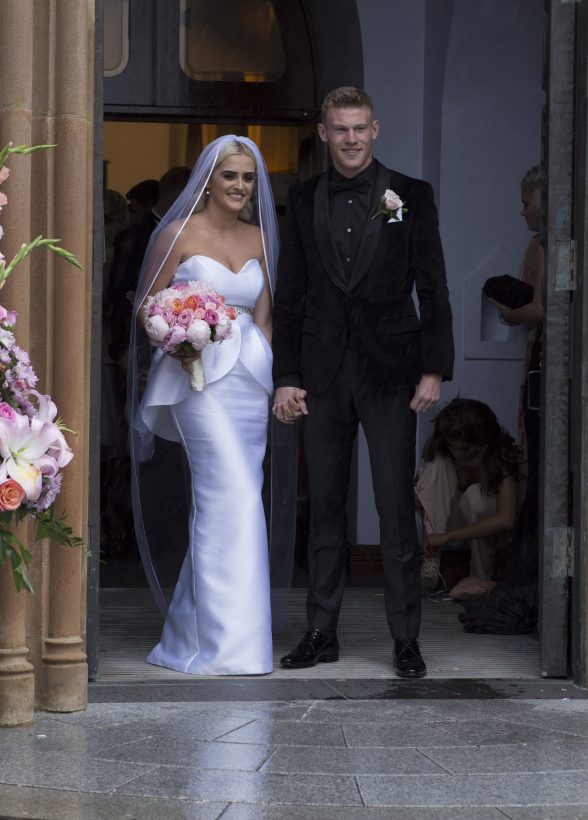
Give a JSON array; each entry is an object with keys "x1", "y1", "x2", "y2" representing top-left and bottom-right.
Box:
[
  {"x1": 35, "y1": 507, "x2": 86, "y2": 554},
  {"x1": 0, "y1": 143, "x2": 57, "y2": 171},
  {"x1": 47, "y1": 243, "x2": 83, "y2": 270},
  {"x1": 12, "y1": 560, "x2": 33, "y2": 593}
]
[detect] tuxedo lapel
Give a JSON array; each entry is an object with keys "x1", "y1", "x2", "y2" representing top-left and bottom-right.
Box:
[
  {"x1": 347, "y1": 160, "x2": 390, "y2": 290},
  {"x1": 313, "y1": 173, "x2": 348, "y2": 292}
]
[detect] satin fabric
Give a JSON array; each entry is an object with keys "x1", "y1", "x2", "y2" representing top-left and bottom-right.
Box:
[{"x1": 140, "y1": 256, "x2": 273, "y2": 674}]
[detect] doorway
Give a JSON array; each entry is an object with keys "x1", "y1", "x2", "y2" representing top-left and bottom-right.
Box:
[{"x1": 90, "y1": 0, "x2": 576, "y2": 685}]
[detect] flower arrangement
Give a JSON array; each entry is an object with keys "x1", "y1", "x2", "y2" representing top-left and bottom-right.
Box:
[
  {"x1": 0, "y1": 142, "x2": 83, "y2": 592},
  {"x1": 143, "y1": 280, "x2": 235, "y2": 391},
  {"x1": 372, "y1": 188, "x2": 408, "y2": 223}
]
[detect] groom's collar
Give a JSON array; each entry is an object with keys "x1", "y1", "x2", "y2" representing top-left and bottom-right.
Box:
[{"x1": 329, "y1": 158, "x2": 377, "y2": 188}]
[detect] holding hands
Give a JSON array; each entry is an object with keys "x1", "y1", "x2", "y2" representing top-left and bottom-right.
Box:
[{"x1": 273, "y1": 386, "x2": 308, "y2": 424}]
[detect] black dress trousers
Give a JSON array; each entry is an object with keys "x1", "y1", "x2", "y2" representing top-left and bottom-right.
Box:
[{"x1": 302, "y1": 344, "x2": 421, "y2": 639}]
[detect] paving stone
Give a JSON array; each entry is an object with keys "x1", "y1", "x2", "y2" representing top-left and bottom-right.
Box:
[
  {"x1": 0, "y1": 746, "x2": 157, "y2": 793},
  {"x1": 0, "y1": 784, "x2": 227, "y2": 819},
  {"x1": 342, "y1": 720, "x2": 472, "y2": 748},
  {"x1": 427, "y1": 718, "x2": 577, "y2": 746},
  {"x1": 421, "y1": 738, "x2": 588, "y2": 774},
  {"x1": 261, "y1": 744, "x2": 444, "y2": 775},
  {"x1": 217, "y1": 719, "x2": 346, "y2": 747},
  {"x1": 97, "y1": 735, "x2": 272, "y2": 770},
  {"x1": 115, "y1": 767, "x2": 362, "y2": 806},
  {"x1": 501, "y1": 807, "x2": 588, "y2": 819},
  {"x1": 356, "y1": 772, "x2": 588, "y2": 807},
  {"x1": 222, "y1": 804, "x2": 505, "y2": 819}
]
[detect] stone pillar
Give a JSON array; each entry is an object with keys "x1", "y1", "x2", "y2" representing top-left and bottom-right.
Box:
[
  {"x1": 0, "y1": 0, "x2": 95, "y2": 722},
  {"x1": 0, "y1": 562, "x2": 35, "y2": 727},
  {"x1": 36, "y1": 0, "x2": 94, "y2": 713},
  {"x1": 0, "y1": 0, "x2": 36, "y2": 728}
]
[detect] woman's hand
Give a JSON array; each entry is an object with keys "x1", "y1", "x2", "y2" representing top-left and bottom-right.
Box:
[
  {"x1": 424, "y1": 532, "x2": 449, "y2": 554},
  {"x1": 170, "y1": 349, "x2": 201, "y2": 373},
  {"x1": 486, "y1": 297, "x2": 517, "y2": 327}
]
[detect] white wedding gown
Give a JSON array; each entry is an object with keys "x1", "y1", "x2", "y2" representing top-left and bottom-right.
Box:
[{"x1": 138, "y1": 255, "x2": 273, "y2": 675}]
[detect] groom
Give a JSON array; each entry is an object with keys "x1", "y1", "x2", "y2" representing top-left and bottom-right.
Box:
[{"x1": 272, "y1": 87, "x2": 454, "y2": 678}]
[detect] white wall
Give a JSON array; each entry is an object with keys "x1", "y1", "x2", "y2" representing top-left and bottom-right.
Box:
[{"x1": 354, "y1": 0, "x2": 544, "y2": 545}]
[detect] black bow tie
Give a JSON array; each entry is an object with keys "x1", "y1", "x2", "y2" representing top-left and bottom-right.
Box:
[{"x1": 329, "y1": 176, "x2": 371, "y2": 194}]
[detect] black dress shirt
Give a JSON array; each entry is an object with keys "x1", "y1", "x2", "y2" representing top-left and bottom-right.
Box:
[{"x1": 329, "y1": 160, "x2": 376, "y2": 280}]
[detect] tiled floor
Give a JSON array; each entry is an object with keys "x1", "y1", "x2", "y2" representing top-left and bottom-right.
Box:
[
  {"x1": 2, "y1": 696, "x2": 588, "y2": 818},
  {"x1": 99, "y1": 588, "x2": 541, "y2": 680}
]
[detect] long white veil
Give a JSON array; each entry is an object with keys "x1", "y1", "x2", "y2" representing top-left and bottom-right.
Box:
[{"x1": 127, "y1": 135, "x2": 294, "y2": 623}]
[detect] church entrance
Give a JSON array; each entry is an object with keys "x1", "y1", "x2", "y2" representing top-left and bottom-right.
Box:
[{"x1": 89, "y1": 0, "x2": 581, "y2": 686}]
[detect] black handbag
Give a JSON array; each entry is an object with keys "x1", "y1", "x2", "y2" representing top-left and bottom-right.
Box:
[{"x1": 482, "y1": 274, "x2": 533, "y2": 309}]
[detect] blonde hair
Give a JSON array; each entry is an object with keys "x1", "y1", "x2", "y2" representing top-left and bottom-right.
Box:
[
  {"x1": 521, "y1": 163, "x2": 546, "y2": 232},
  {"x1": 321, "y1": 87, "x2": 374, "y2": 123},
  {"x1": 195, "y1": 139, "x2": 257, "y2": 222}
]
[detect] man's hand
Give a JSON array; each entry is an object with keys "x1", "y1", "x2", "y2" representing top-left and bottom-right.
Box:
[
  {"x1": 272, "y1": 386, "x2": 308, "y2": 424},
  {"x1": 410, "y1": 373, "x2": 441, "y2": 413}
]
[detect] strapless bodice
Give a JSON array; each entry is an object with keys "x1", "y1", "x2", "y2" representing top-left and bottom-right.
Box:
[
  {"x1": 137, "y1": 255, "x2": 272, "y2": 445},
  {"x1": 174, "y1": 255, "x2": 264, "y2": 309}
]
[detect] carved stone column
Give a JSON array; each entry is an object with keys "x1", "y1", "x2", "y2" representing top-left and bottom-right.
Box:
[
  {"x1": 0, "y1": 0, "x2": 35, "y2": 728},
  {"x1": 36, "y1": 0, "x2": 94, "y2": 713},
  {"x1": 0, "y1": 562, "x2": 34, "y2": 727},
  {"x1": 0, "y1": 0, "x2": 94, "y2": 721}
]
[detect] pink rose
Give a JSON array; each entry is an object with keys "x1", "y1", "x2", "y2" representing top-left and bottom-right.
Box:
[
  {"x1": 0, "y1": 166, "x2": 9, "y2": 185},
  {"x1": 0, "y1": 479, "x2": 25, "y2": 511},
  {"x1": 144, "y1": 314, "x2": 170, "y2": 344},
  {"x1": 176, "y1": 309, "x2": 194, "y2": 328},
  {"x1": 0, "y1": 192, "x2": 7, "y2": 210},
  {"x1": 0, "y1": 306, "x2": 7, "y2": 322},
  {"x1": 204, "y1": 309, "x2": 219, "y2": 325},
  {"x1": 194, "y1": 307, "x2": 206, "y2": 320},
  {"x1": 5, "y1": 311, "x2": 16, "y2": 327},
  {"x1": 383, "y1": 189, "x2": 404, "y2": 211},
  {"x1": 204, "y1": 301, "x2": 218, "y2": 311},
  {"x1": 186, "y1": 319, "x2": 211, "y2": 350},
  {"x1": 166, "y1": 325, "x2": 187, "y2": 349},
  {"x1": 0, "y1": 402, "x2": 16, "y2": 421}
]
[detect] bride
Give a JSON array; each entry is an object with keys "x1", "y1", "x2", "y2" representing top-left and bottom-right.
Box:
[{"x1": 129, "y1": 136, "x2": 279, "y2": 675}]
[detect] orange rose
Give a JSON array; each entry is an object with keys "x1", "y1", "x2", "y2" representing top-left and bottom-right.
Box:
[
  {"x1": 185, "y1": 295, "x2": 198, "y2": 310},
  {"x1": 171, "y1": 298, "x2": 184, "y2": 314},
  {"x1": 226, "y1": 307, "x2": 237, "y2": 320},
  {"x1": 0, "y1": 479, "x2": 26, "y2": 511}
]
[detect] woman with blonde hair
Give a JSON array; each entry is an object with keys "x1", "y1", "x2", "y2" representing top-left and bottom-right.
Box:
[{"x1": 129, "y1": 136, "x2": 279, "y2": 675}]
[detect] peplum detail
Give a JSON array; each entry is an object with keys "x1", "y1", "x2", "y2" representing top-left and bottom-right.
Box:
[{"x1": 138, "y1": 255, "x2": 272, "y2": 444}]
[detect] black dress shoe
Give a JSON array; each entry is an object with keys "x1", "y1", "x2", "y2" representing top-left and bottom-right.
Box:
[
  {"x1": 280, "y1": 629, "x2": 339, "y2": 668},
  {"x1": 393, "y1": 639, "x2": 427, "y2": 678}
]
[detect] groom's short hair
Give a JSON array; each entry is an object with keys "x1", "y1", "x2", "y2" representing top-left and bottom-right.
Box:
[{"x1": 321, "y1": 87, "x2": 374, "y2": 122}]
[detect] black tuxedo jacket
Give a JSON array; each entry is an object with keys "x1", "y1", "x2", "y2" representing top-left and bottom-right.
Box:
[{"x1": 272, "y1": 160, "x2": 454, "y2": 394}]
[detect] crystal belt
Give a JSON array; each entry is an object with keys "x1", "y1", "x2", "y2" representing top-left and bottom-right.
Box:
[{"x1": 227, "y1": 305, "x2": 253, "y2": 317}]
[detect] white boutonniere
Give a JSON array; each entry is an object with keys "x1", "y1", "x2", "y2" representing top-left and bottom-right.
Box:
[{"x1": 371, "y1": 188, "x2": 407, "y2": 223}]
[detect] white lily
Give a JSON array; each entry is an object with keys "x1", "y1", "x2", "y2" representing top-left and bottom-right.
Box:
[{"x1": 0, "y1": 411, "x2": 72, "y2": 500}]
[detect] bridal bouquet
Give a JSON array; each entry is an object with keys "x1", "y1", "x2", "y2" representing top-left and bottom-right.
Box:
[
  {"x1": 143, "y1": 280, "x2": 237, "y2": 391},
  {"x1": 0, "y1": 141, "x2": 83, "y2": 592}
]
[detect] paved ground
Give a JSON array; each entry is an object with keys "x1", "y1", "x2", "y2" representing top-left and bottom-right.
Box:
[{"x1": 2, "y1": 683, "x2": 588, "y2": 819}]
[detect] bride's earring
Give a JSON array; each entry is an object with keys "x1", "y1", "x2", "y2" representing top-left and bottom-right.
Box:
[{"x1": 205, "y1": 188, "x2": 210, "y2": 196}]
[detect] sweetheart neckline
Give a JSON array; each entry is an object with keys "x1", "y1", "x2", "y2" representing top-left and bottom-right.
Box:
[{"x1": 178, "y1": 254, "x2": 260, "y2": 275}]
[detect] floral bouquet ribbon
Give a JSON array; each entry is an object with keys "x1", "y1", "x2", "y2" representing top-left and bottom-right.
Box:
[{"x1": 143, "y1": 281, "x2": 236, "y2": 391}]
